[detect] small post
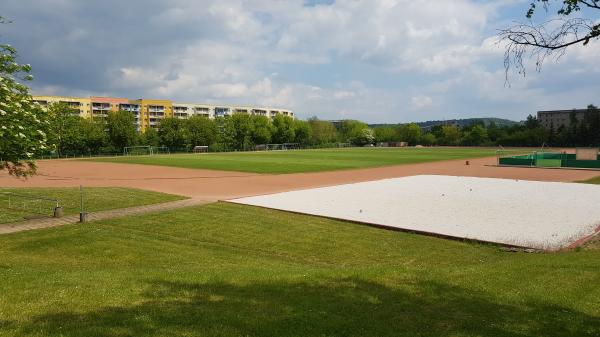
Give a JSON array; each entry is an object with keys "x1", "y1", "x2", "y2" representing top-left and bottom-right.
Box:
[
  {"x1": 79, "y1": 185, "x2": 87, "y2": 223},
  {"x1": 54, "y1": 198, "x2": 62, "y2": 217}
]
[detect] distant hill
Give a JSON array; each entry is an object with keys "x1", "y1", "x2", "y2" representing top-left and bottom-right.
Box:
[{"x1": 369, "y1": 118, "x2": 520, "y2": 130}]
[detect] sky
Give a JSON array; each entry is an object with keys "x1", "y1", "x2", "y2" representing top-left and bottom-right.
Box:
[{"x1": 1, "y1": 0, "x2": 599, "y2": 123}]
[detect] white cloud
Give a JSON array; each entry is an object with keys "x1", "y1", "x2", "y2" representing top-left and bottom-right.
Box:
[
  {"x1": 411, "y1": 95, "x2": 433, "y2": 109},
  {"x1": 7, "y1": 0, "x2": 600, "y2": 123}
]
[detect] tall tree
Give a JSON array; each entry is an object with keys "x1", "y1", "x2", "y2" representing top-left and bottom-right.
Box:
[
  {"x1": 271, "y1": 115, "x2": 296, "y2": 144},
  {"x1": 500, "y1": 0, "x2": 599, "y2": 77},
  {"x1": 187, "y1": 115, "x2": 217, "y2": 148},
  {"x1": 250, "y1": 115, "x2": 272, "y2": 145},
  {"x1": 307, "y1": 117, "x2": 338, "y2": 145},
  {"x1": 140, "y1": 127, "x2": 160, "y2": 147},
  {"x1": 47, "y1": 102, "x2": 82, "y2": 156},
  {"x1": 373, "y1": 127, "x2": 398, "y2": 143},
  {"x1": 158, "y1": 117, "x2": 188, "y2": 150},
  {"x1": 338, "y1": 120, "x2": 369, "y2": 144},
  {"x1": 230, "y1": 114, "x2": 255, "y2": 150},
  {"x1": 106, "y1": 110, "x2": 137, "y2": 152},
  {"x1": 293, "y1": 119, "x2": 312, "y2": 145},
  {"x1": 0, "y1": 42, "x2": 49, "y2": 176},
  {"x1": 398, "y1": 123, "x2": 422, "y2": 145},
  {"x1": 215, "y1": 116, "x2": 236, "y2": 151},
  {"x1": 79, "y1": 118, "x2": 106, "y2": 154},
  {"x1": 439, "y1": 125, "x2": 461, "y2": 146}
]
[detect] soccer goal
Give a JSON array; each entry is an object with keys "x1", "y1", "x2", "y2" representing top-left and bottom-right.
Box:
[
  {"x1": 150, "y1": 146, "x2": 170, "y2": 155},
  {"x1": 123, "y1": 146, "x2": 170, "y2": 156},
  {"x1": 124, "y1": 146, "x2": 151, "y2": 156},
  {"x1": 1, "y1": 192, "x2": 61, "y2": 218}
]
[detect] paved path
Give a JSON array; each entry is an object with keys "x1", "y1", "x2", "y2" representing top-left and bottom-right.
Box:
[{"x1": 0, "y1": 197, "x2": 209, "y2": 235}]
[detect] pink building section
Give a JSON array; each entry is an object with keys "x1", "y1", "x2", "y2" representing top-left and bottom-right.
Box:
[{"x1": 90, "y1": 97, "x2": 129, "y2": 105}]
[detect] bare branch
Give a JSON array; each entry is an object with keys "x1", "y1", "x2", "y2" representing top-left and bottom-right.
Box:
[{"x1": 498, "y1": 17, "x2": 600, "y2": 83}]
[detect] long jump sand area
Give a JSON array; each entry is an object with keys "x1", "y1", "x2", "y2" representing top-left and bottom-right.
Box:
[
  {"x1": 229, "y1": 175, "x2": 600, "y2": 250},
  {"x1": 1, "y1": 156, "x2": 599, "y2": 200}
]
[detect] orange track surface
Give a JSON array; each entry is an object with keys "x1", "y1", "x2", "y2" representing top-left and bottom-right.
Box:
[{"x1": 2, "y1": 156, "x2": 598, "y2": 200}]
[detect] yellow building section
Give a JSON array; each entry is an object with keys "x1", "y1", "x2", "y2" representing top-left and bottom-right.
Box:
[
  {"x1": 32, "y1": 95, "x2": 91, "y2": 118},
  {"x1": 135, "y1": 99, "x2": 173, "y2": 132}
]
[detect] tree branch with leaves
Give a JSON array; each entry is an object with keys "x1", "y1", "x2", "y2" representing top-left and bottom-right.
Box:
[
  {"x1": 499, "y1": 0, "x2": 599, "y2": 78},
  {"x1": 0, "y1": 17, "x2": 50, "y2": 177}
]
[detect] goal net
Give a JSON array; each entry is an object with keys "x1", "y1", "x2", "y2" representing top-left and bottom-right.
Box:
[
  {"x1": 124, "y1": 146, "x2": 151, "y2": 156},
  {"x1": 123, "y1": 146, "x2": 171, "y2": 156},
  {"x1": 1, "y1": 192, "x2": 60, "y2": 218},
  {"x1": 151, "y1": 146, "x2": 170, "y2": 155}
]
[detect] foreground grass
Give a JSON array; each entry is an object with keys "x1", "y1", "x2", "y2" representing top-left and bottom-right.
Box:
[
  {"x1": 0, "y1": 202, "x2": 598, "y2": 336},
  {"x1": 582, "y1": 176, "x2": 600, "y2": 185},
  {"x1": 0, "y1": 187, "x2": 185, "y2": 224},
  {"x1": 88, "y1": 147, "x2": 527, "y2": 174}
]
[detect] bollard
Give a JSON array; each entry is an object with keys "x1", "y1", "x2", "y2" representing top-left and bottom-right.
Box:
[
  {"x1": 79, "y1": 212, "x2": 88, "y2": 223},
  {"x1": 53, "y1": 206, "x2": 64, "y2": 218},
  {"x1": 465, "y1": 160, "x2": 470, "y2": 166}
]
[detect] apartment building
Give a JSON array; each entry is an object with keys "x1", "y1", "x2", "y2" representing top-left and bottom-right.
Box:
[
  {"x1": 32, "y1": 96, "x2": 92, "y2": 118},
  {"x1": 32, "y1": 95, "x2": 294, "y2": 132},
  {"x1": 537, "y1": 109, "x2": 587, "y2": 130}
]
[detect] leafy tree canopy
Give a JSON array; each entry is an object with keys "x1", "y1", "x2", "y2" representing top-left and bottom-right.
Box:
[{"x1": 0, "y1": 43, "x2": 49, "y2": 177}]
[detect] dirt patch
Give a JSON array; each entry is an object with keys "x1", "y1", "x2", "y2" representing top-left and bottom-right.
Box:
[{"x1": 1, "y1": 156, "x2": 599, "y2": 200}]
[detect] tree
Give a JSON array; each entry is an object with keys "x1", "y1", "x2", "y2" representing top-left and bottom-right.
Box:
[
  {"x1": 525, "y1": 114, "x2": 541, "y2": 129},
  {"x1": 338, "y1": 120, "x2": 369, "y2": 144},
  {"x1": 398, "y1": 123, "x2": 422, "y2": 145},
  {"x1": 250, "y1": 115, "x2": 272, "y2": 145},
  {"x1": 187, "y1": 115, "x2": 217, "y2": 148},
  {"x1": 351, "y1": 128, "x2": 375, "y2": 146},
  {"x1": 500, "y1": 0, "x2": 600, "y2": 77},
  {"x1": 271, "y1": 115, "x2": 296, "y2": 144},
  {"x1": 140, "y1": 127, "x2": 160, "y2": 147},
  {"x1": 439, "y1": 125, "x2": 461, "y2": 146},
  {"x1": 374, "y1": 127, "x2": 398, "y2": 143},
  {"x1": 292, "y1": 120, "x2": 312, "y2": 145},
  {"x1": 79, "y1": 118, "x2": 106, "y2": 154},
  {"x1": 420, "y1": 133, "x2": 437, "y2": 146},
  {"x1": 106, "y1": 110, "x2": 137, "y2": 152},
  {"x1": 230, "y1": 114, "x2": 255, "y2": 150},
  {"x1": 307, "y1": 117, "x2": 338, "y2": 145},
  {"x1": 215, "y1": 116, "x2": 236, "y2": 151},
  {"x1": 47, "y1": 102, "x2": 83, "y2": 156},
  {"x1": 0, "y1": 43, "x2": 49, "y2": 177},
  {"x1": 158, "y1": 117, "x2": 187, "y2": 150},
  {"x1": 461, "y1": 125, "x2": 489, "y2": 146}
]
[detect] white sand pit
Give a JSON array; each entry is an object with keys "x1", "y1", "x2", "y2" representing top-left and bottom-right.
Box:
[{"x1": 229, "y1": 175, "x2": 600, "y2": 250}]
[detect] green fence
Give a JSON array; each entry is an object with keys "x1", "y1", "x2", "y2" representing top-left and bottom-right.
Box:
[
  {"x1": 562, "y1": 159, "x2": 600, "y2": 169},
  {"x1": 536, "y1": 159, "x2": 562, "y2": 167},
  {"x1": 499, "y1": 157, "x2": 534, "y2": 166},
  {"x1": 499, "y1": 152, "x2": 600, "y2": 169}
]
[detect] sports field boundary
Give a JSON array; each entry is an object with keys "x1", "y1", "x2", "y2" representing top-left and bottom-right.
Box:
[{"x1": 0, "y1": 197, "x2": 210, "y2": 235}]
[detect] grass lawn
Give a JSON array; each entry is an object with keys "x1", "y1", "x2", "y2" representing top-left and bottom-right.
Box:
[
  {"x1": 0, "y1": 187, "x2": 185, "y2": 224},
  {"x1": 87, "y1": 147, "x2": 527, "y2": 174},
  {"x1": 582, "y1": 176, "x2": 600, "y2": 184},
  {"x1": 0, "y1": 202, "x2": 598, "y2": 336}
]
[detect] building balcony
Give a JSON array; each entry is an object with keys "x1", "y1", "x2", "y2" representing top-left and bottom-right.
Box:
[{"x1": 148, "y1": 107, "x2": 165, "y2": 113}]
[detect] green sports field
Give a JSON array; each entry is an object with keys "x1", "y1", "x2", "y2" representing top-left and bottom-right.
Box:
[
  {"x1": 87, "y1": 147, "x2": 525, "y2": 174},
  {"x1": 0, "y1": 187, "x2": 185, "y2": 224},
  {"x1": 0, "y1": 202, "x2": 598, "y2": 337}
]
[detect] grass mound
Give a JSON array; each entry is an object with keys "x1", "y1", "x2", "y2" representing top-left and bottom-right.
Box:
[
  {"x1": 0, "y1": 202, "x2": 598, "y2": 336},
  {"x1": 0, "y1": 187, "x2": 185, "y2": 223}
]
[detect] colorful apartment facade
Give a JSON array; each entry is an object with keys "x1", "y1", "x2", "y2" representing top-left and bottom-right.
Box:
[{"x1": 32, "y1": 95, "x2": 294, "y2": 132}]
